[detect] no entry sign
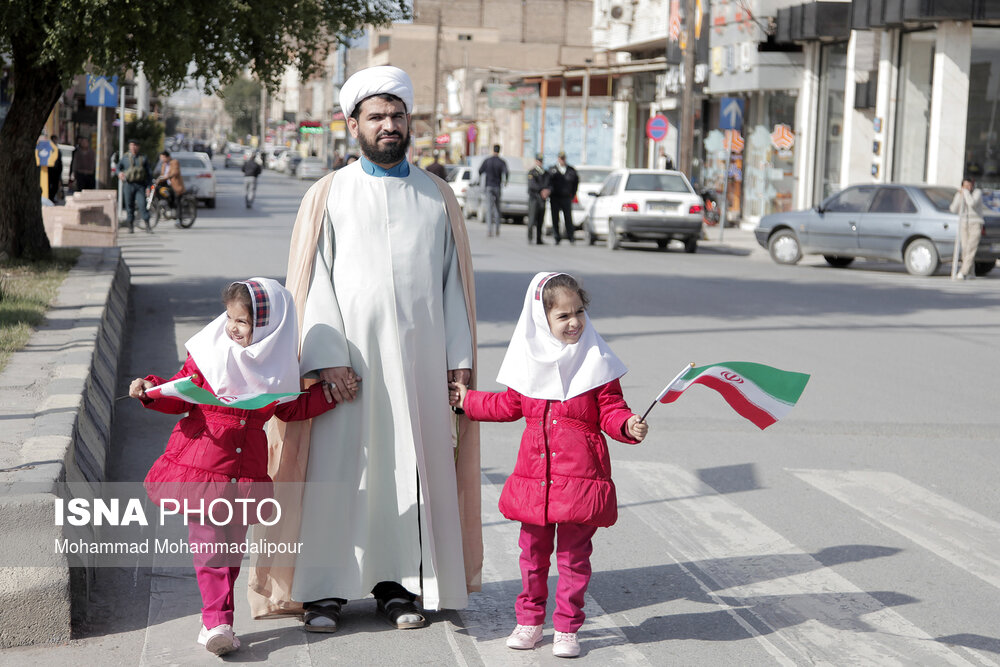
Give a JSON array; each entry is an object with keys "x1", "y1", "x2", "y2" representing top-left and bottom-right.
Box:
[{"x1": 646, "y1": 114, "x2": 670, "y2": 141}]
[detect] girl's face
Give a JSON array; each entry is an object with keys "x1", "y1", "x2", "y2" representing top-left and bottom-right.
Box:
[
  {"x1": 225, "y1": 302, "x2": 253, "y2": 348},
  {"x1": 545, "y1": 287, "x2": 585, "y2": 344}
]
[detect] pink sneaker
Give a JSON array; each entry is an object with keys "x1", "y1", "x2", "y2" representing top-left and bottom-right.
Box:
[
  {"x1": 552, "y1": 631, "x2": 580, "y2": 658},
  {"x1": 197, "y1": 624, "x2": 241, "y2": 655},
  {"x1": 505, "y1": 623, "x2": 543, "y2": 650}
]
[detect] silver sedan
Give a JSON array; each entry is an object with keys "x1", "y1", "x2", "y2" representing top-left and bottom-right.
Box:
[{"x1": 755, "y1": 184, "x2": 1000, "y2": 276}]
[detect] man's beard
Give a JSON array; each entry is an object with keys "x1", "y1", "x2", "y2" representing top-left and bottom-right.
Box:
[{"x1": 358, "y1": 128, "x2": 411, "y2": 165}]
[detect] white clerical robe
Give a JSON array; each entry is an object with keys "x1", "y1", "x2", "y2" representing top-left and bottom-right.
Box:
[{"x1": 289, "y1": 162, "x2": 473, "y2": 610}]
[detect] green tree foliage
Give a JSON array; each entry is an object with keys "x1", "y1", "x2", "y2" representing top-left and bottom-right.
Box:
[
  {"x1": 221, "y1": 78, "x2": 262, "y2": 140},
  {"x1": 0, "y1": 0, "x2": 408, "y2": 260},
  {"x1": 124, "y1": 117, "x2": 165, "y2": 164}
]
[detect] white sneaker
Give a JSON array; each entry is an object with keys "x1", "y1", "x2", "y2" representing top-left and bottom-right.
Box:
[
  {"x1": 552, "y1": 631, "x2": 580, "y2": 658},
  {"x1": 197, "y1": 624, "x2": 241, "y2": 655},
  {"x1": 505, "y1": 623, "x2": 543, "y2": 650}
]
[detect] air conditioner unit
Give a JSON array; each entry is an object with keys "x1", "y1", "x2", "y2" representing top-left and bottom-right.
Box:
[{"x1": 609, "y1": 1, "x2": 633, "y2": 23}]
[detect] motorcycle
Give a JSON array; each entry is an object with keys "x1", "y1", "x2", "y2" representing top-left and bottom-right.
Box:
[
  {"x1": 698, "y1": 186, "x2": 721, "y2": 227},
  {"x1": 146, "y1": 182, "x2": 198, "y2": 229}
]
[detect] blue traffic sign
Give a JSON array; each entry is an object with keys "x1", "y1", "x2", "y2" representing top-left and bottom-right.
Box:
[
  {"x1": 35, "y1": 139, "x2": 54, "y2": 166},
  {"x1": 86, "y1": 75, "x2": 119, "y2": 108},
  {"x1": 720, "y1": 97, "x2": 744, "y2": 130}
]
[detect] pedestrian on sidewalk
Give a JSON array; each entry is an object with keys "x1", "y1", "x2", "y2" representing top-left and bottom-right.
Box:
[
  {"x1": 949, "y1": 177, "x2": 986, "y2": 280},
  {"x1": 450, "y1": 272, "x2": 648, "y2": 659},
  {"x1": 129, "y1": 278, "x2": 349, "y2": 656},
  {"x1": 118, "y1": 139, "x2": 151, "y2": 233}
]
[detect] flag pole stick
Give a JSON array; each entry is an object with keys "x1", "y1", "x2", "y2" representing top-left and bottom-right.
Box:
[{"x1": 639, "y1": 362, "x2": 694, "y2": 422}]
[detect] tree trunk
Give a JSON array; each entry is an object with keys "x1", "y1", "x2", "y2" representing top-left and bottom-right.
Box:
[{"x1": 0, "y1": 42, "x2": 64, "y2": 260}]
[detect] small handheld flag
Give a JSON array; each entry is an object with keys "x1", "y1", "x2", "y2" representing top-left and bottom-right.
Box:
[
  {"x1": 643, "y1": 361, "x2": 810, "y2": 430},
  {"x1": 143, "y1": 376, "x2": 302, "y2": 410}
]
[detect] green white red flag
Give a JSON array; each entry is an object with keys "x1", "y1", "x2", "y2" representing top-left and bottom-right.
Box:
[
  {"x1": 654, "y1": 362, "x2": 810, "y2": 430},
  {"x1": 144, "y1": 377, "x2": 302, "y2": 410}
]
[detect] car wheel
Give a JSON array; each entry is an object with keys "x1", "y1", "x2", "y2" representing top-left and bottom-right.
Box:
[
  {"x1": 683, "y1": 237, "x2": 697, "y2": 253},
  {"x1": 656, "y1": 240, "x2": 668, "y2": 250},
  {"x1": 205, "y1": 198, "x2": 216, "y2": 209},
  {"x1": 606, "y1": 220, "x2": 621, "y2": 250},
  {"x1": 510, "y1": 216, "x2": 525, "y2": 225},
  {"x1": 768, "y1": 229, "x2": 802, "y2": 265},
  {"x1": 823, "y1": 255, "x2": 855, "y2": 268},
  {"x1": 903, "y1": 238, "x2": 940, "y2": 276},
  {"x1": 974, "y1": 260, "x2": 996, "y2": 276}
]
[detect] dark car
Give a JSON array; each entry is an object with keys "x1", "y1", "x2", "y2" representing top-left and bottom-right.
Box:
[{"x1": 755, "y1": 184, "x2": 1000, "y2": 276}]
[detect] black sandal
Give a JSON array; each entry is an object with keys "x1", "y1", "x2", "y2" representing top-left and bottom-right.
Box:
[
  {"x1": 376, "y1": 597, "x2": 426, "y2": 629},
  {"x1": 303, "y1": 600, "x2": 342, "y2": 633}
]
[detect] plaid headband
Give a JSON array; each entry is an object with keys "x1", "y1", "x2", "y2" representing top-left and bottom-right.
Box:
[
  {"x1": 241, "y1": 280, "x2": 269, "y2": 329},
  {"x1": 534, "y1": 273, "x2": 563, "y2": 301}
]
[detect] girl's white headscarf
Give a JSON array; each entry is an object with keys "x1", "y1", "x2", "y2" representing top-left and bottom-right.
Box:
[
  {"x1": 185, "y1": 277, "x2": 301, "y2": 398},
  {"x1": 495, "y1": 272, "x2": 627, "y2": 401}
]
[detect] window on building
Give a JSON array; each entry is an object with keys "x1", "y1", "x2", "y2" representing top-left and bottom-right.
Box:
[
  {"x1": 893, "y1": 30, "x2": 935, "y2": 184},
  {"x1": 963, "y1": 27, "x2": 1000, "y2": 192}
]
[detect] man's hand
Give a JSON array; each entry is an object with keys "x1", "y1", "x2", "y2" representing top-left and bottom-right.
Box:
[
  {"x1": 319, "y1": 367, "x2": 361, "y2": 403},
  {"x1": 448, "y1": 381, "x2": 468, "y2": 410},
  {"x1": 448, "y1": 368, "x2": 471, "y2": 386}
]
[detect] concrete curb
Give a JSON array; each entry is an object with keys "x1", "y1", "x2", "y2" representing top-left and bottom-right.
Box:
[{"x1": 0, "y1": 247, "x2": 130, "y2": 648}]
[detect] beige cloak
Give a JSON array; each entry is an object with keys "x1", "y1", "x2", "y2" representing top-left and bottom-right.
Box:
[{"x1": 248, "y1": 167, "x2": 481, "y2": 618}]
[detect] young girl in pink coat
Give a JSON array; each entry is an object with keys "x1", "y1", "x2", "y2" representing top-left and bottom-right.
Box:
[
  {"x1": 130, "y1": 278, "x2": 356, "y2": 656},
  {"x1": 450, "y1": 271, "x2": 648, "y2": 658}
]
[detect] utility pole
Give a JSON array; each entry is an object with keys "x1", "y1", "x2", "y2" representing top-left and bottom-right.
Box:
[
  {"x1": 679, "y1": 0, "x2": 696, "y2": 174},
  {"x1": 432, "y1": 9, "x2": 443, "y2": 137},
  {"x1": 259, "y1": 84, "x2": 267, "y2": 148}
]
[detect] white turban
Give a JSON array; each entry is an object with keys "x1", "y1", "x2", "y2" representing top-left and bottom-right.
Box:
[{"x1": 339, "y1": 65, "x2": 414, "y2": 118}]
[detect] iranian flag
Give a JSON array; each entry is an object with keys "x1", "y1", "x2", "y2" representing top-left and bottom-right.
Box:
[
  {"x1": 653, "y1": 362, "x2": 810, "y2": 430},
  {"x1": 144, "y1": 377, "x2": 302, "y2": 410}
]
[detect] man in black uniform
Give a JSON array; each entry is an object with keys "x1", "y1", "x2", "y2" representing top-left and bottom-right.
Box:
[
  {"x1": 527, "y1": 153, "x2": 550, "y2": 245},
  {"x1": 548, "y1": 151, "x2": 579, "y2": 244}
]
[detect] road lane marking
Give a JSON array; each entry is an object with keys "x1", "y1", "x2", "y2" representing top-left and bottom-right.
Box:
[{"x1": 617, "y1": 460, "x2": 975, "y2": 665}]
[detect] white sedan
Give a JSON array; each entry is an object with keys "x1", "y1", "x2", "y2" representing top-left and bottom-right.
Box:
[
  {"x1": 582, "y1": 168, "x2": 703, "y2": 252},
  {"x1": 297, "y1": 157, "x2": 327, "y2": 180},
  {"x1": 171, "y1": 151, "x2": 217, "y2": 208}
]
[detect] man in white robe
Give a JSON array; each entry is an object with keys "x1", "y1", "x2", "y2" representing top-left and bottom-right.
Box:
[{"x1": 265, "y1": 66, "x2": 479, "y2": 631}]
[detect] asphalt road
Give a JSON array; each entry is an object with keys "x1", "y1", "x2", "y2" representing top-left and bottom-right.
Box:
[{"x1": 5, "y1": 162, "x2": 1000, "y2": 666}]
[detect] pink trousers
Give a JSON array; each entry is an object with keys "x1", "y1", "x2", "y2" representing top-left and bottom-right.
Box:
[
  {"x1": 188, "y1": 520, "x2": 249, "y2": 628},
  {"x1": 516, "y1": 522, "x2": 599, "y2": 633}
]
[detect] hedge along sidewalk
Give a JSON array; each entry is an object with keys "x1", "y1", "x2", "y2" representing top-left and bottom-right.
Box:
[{"x1": 0, "y1": 247, "x2": 130, "y2": 649}]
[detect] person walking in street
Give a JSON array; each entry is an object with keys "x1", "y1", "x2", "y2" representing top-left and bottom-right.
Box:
[
  {"x1": 479, "y1": 144, "x2": 508, "y2": 237},
  {"x1": 242, "y1": 151, "x2": 262, "y2": 208},
  {"x1": 71, "y1": 136, "x2": 96, "y2": 191},
  {"x1": 950, "y1": 177, "x2": 986, "y2": 280},
  {"x1": 248, "y1": 65, "x2": 482, "y2": 634},
  {"x1": 118, "y1": 139, "x2": 151, "y2": 233},
  {"x1": 129, "y1": 279, "x2": 342, "y2": 656},
  {"x1": 527, "y1": 153, "x2": 550, "y2": 245},
  {"x1": 548, "y1": 152, "x2": 579, "y2": 244},
  {"x1": 450, "y1": 272, "x2": 648, "y2": 659},
  {"x1": 426, "y1": 150, "x2": 447, "y2": 179}
]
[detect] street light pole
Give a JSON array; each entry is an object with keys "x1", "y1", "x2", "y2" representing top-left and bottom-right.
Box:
[{"x1": 679, "y1": 0, "x2": 696, "y2": 174}]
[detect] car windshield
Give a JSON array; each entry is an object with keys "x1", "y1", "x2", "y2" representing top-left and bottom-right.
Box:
[
  {"x1": 447, "y1": 168, "x2": 465, "y2": 182},
  {"x1": 578, "y1": 168, "x2": 612, "y2": 184},
  {"x1": 921, "y1": 186, "x2": 958, "y2": 212},
  {"x1": 624, "y1": 173, "x2": 689, "y2": 193}
]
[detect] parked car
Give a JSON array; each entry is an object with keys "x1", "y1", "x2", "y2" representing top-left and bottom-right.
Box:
[
  {"x1": 754, "y1": 183, "x2": 1000, "y2": 276},
  {"x1": 265, "y1": 147, "x2": 287, "y2": 169},
  {"x1": 171, "y1": 151, "x2": 217, "y2": 208},
  {"x1": 449, "y1": 165, "x2": 475, "y2": 210},
  {"x1": 581, "y1": 168, "x2": 704, "y2": 252},
  {"x1": 464, "y1": 169, "x2": 530, "y2": 224},
  {"x1": 297, "y1": 157, "x2": 327, "y2": 180},
  {"x1": 543, "y1": 165, "x2": 613, "y2": 235}
]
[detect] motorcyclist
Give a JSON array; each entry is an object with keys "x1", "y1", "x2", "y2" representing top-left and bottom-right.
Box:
[{"x1": 242, "y1": 151, "x2": 262, "y2": 207}]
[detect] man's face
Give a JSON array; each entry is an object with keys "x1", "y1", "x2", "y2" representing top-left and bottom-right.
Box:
[
  {"x1": 963, "y1": 180, "x2": 974, "y2": 192},
  {"x1": 160, "y1": 154, "x2": 168, "y2": 164},
  {"x1": 129, "y1": 143, "x2": 139, "y2": 155},
  {"x1": 80, "y1": 138, "x2": 89, "y2": 149},
  {"x1": 558, "y1": 156, "x2": 566, "y2": 166},
  {"x1": 348, "y1": 96, "x2": 410, "y2": 166}
]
